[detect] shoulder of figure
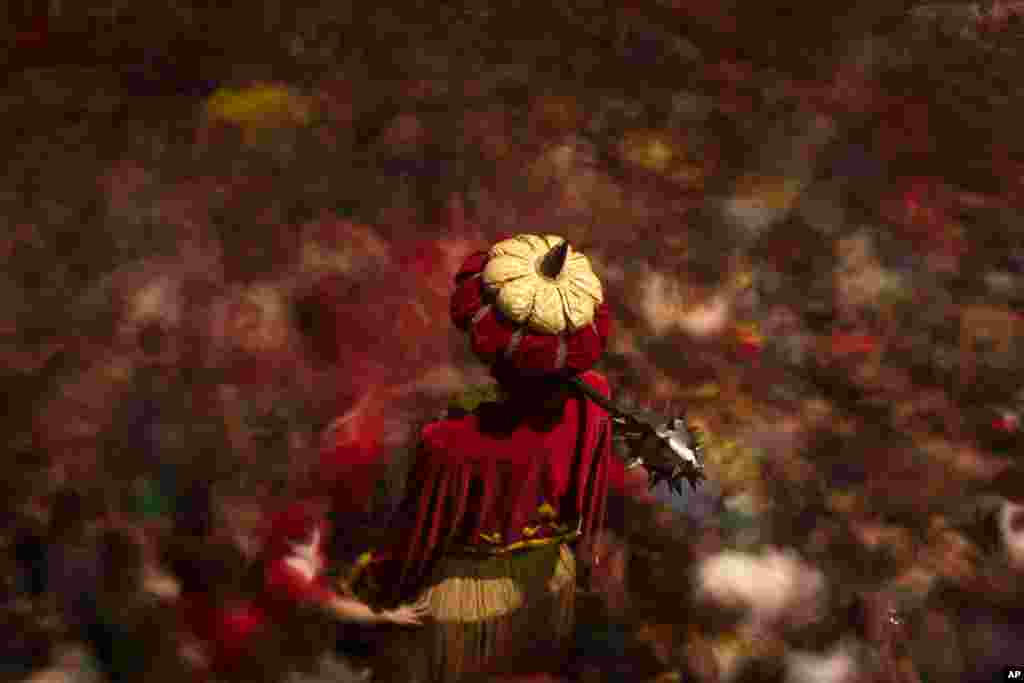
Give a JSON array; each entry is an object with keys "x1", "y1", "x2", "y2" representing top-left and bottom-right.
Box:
[
  {"x1": 415, "y1": 383, "x2": 502, "y2": 436},
  {"x1": 579, "y1": 370, "x2": 611, "y2": 399},
  {"x1": 419, "y1": 418, "x2": 457, "y2": 454},
  {"x1": 446, "y1": 382, "x2": 505, "y2": 415}
]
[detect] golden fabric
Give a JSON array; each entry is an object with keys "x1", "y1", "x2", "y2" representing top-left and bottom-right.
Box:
[
  {"x1": 449, "y1": 528, "x2": 581, "y2": 556},
  {"x1": 373, "y1": 543, "x2": 576, "y2": 683}
]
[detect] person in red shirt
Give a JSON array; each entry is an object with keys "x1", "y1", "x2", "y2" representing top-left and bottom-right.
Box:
[
  {"x1": 260, "y1": 499, "x2": 428, "y2": 679},
  {"x1": 348, "y1": 235, "x2": 616, "y2": 683},
  {"x1": 167, "y1": 537, "x2": 277, "y2": 682},
  {"x1": 260, "y1": 499, "x2": 426, "y2": 627},
  {"x1": 169, "y1": 500, "x2": 425, "y2": 682}
]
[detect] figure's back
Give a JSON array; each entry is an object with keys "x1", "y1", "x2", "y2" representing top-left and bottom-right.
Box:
[{"x1": 410, "y1": 370, "x2": 612, "y2": 558}]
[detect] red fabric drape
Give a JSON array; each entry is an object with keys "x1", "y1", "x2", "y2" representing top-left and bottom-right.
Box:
[{"x1": 366, "y1": 370, "x2": 613, "y2": 602}]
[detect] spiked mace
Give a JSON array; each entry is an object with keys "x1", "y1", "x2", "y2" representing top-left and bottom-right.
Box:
[{"x1": 568, "y1": 376, "x2": 707, "y2": 495}]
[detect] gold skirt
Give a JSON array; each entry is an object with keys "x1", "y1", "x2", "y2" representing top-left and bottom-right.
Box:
[{"x1": 374, "y1": 543, "x2": 576, "y2": 683}]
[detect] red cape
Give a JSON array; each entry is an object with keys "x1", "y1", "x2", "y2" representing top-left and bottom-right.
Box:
[{"x1": 365, "y1": 370, "x2": 617, "y2": 602}]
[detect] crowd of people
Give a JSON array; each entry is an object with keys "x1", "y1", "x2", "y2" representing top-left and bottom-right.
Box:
[{"x1": 3, "y1": 1, "x2": 1024, "y2": 681}]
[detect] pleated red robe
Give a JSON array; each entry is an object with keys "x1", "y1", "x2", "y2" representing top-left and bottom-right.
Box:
[{"x1": 360, "y1": 370, "x2": 616, "y2": 603}]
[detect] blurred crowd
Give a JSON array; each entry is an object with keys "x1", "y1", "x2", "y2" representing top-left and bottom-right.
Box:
[{"x1": 3, "y1": 1, "x2": 1024, "y2": 682}]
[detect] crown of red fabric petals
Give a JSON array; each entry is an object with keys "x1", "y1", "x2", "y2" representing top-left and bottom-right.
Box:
[{"x1": 450, "y1": 247, "x2": 611, "y2": 377}]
